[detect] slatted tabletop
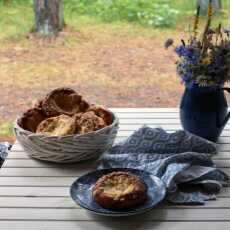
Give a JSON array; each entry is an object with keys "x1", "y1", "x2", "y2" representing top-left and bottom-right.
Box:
[{"x1": 1, "y1": 108, "x2": 230, "y2": 230}]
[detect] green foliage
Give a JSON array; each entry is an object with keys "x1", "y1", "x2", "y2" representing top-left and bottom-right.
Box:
[
  {"x1": 64, "y1": 0, "x2": 180, "y2": 28},
  {"x1": 0, "y1": 0, "x2": 229, "y2": 41},
  {"x1": 0, "y1": 122, "x2": 13, "y2": 137},
  {"x1": 0, "y1": 0, "x2": 32, "y2": 6},
  {"x1": 0, "y1": 1, "x2": 33, "y2": 40}
]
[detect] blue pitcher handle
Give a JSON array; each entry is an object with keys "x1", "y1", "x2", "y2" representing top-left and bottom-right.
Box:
[{"x1": 222, "y1": 88, "x2": 230, "y2": 127}]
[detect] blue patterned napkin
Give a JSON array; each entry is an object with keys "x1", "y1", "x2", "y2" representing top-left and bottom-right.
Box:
[
  {"x1": 0, "y1": 142, "x2": 11, "y2": 168},
  {"x1": 99, "y1": 126, "x2": 229, "y2": 204}
]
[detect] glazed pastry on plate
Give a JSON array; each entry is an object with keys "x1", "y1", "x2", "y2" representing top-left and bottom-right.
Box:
[{"x1": 92, "y1": 171, "x2": 147, "y2": 209}]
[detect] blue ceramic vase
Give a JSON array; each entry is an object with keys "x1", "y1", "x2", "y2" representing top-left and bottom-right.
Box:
[{"x1": 180, "y1": 85, "x2": 230, "y2": 142}]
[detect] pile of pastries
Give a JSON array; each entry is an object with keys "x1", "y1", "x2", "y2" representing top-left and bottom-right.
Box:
[
  {"x1": 18, "y1": 88, "x2": 113, "y2": 137},
  {"x1": 92, "y1": 171, "x2": 147, "y2": 209}
]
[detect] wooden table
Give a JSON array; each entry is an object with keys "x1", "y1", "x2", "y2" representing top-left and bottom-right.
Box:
[{"x1": 1, "y1": 108, "x2": 230, "y2": 230}]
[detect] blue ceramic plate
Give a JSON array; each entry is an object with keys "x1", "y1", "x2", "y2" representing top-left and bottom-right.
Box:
[{"x1": 70, "y1": 168, "x2": 166, "y2": 216}]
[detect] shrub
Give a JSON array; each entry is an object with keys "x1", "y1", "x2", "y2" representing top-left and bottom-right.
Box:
[{"x1": 64, "y1": 0, "x2": 180, "y2": 27}]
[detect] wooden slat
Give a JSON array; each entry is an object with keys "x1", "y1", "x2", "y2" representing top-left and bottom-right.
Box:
[
  {"x1": 218, "y1": 145, "x2": 230, "y2": 151},
  {"x1": 1, "y1": 208, "x2": 230, "y2": 221},
  {"x1": 115, "y1": 113, "x2": 180, "y2": 118},
  {"x1": 108, "y1": 118, "x2": 230, "y2": 127},
  {"x1": 111, "y1": 108, "x2": 179, "y2": 113},
  {"x1": 1, "y1": 167, "x2": 229, "y2": 177},
  {"x1": 0, "y1": 177, "x2": 75, "y2": 186},
  {"x1": 6, "y1": 145, "x2": 230, "y2": 161},
  {"x1": 4, "y1": 175, "x2": 230, "y2": 190},
  {"x1": 0, "y1": 196, "x2": 230, "y2": 209},
  {"x1": 0, "y1": 186, "x2": 229, "y2": 198},
  {"x1": 3, "y1": 159, "x2": 98, "y2": 168},
  {"x1": 0, "y1": 197, "x2": 76, "y2": 208},
  {"x1": 2, "y1": 158, "x2": 230, "y2": 168},
  {"x1": 115, "y1": 131, "x2": 230, "y2": 140},
  {"x1": 112, "y1": 124, "x2": 230, "y2": 132},
  {"x1": 0, "y1": 187, "x2": 69, "y2": 197},
  {"x1": 0, "y1": 167, "x2": 95, "y2": 177},
  {"x1": 213, "y1": 159, "x2": 230, "y2": 167},
  {"x1": 113, "y1": 119, "x2": 182, "y2": 124},
  {"x1": 10, "y1": 174, "x2": 230, "y2": 189},
  {"x1": 5, "y1": 153, "x2": 30, "y2": 159},
  {"x1": 1, "y1": 221, "x2": 230, "y2": 230}
]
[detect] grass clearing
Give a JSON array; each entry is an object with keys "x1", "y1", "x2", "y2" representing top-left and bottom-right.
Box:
[
  {"x1": 0, "y1": 2, "x2": 33, "y2": 41},
  {"x1": 0, "y1": 121, "x2": 13, "y2": 138}
]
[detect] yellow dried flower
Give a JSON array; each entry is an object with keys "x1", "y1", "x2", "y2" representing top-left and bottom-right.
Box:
[
  {"x1": 193, "y1": 6, "x2": 200, "y2": 38},
  {"x1": 208, "y1": 0, "x2": 213, "y2": 18},
  {"x1": 201, "y1": 57, "x2": 211, "y2": 65},
  {"x1": 201, "y1": 0, "x2": 213, "y2": 56}
]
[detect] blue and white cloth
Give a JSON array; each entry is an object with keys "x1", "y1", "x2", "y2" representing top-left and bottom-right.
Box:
[
  {"x1": 99, "y1": 126, "x2": 229, "y2": 204},
  {"x1": 0, "y1": 142, "x2": 11, "y2": 167}
]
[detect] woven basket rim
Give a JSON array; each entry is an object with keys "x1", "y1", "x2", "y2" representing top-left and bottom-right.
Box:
[{"x1": 14, "y1": 110, "x2": 119, "y2": 139}]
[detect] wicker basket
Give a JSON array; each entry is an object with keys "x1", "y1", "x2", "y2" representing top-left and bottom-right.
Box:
[{"x1": 14, "y1": 112, "x2": 119, "y2": 163}]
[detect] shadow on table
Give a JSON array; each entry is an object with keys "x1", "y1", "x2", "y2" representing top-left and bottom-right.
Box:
[{"x1": 82, "y1": 207, "x2": 167, "y2": 230}]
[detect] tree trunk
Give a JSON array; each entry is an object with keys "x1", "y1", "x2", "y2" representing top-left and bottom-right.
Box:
[
  {"x1": 3, "y1": 0, "x2": 11, "y2": 5},
  {"x1": 33, "y1": 0, "x2": 64, "y2": 36},
  {"x1": 197, "y1": 0, "x2": 222, "y2": 14}
]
